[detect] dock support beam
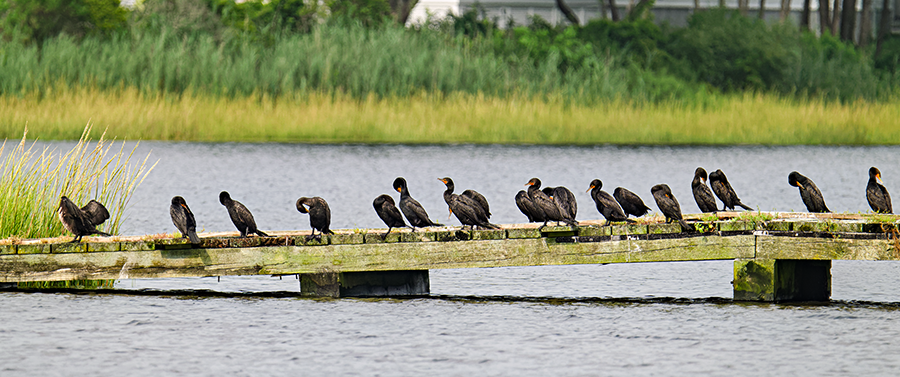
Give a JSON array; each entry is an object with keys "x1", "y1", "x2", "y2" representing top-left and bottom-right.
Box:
[
  {"x1": 300, "y1": 270, "x2": 430, "y2": 298},
  {"x1": 733, "y1": 259, "x2": 831, "y2": 302}
]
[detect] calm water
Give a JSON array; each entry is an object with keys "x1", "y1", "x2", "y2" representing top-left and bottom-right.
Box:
[{"x1": 3, "y1": 143, "x2": 900, "y2": 375}]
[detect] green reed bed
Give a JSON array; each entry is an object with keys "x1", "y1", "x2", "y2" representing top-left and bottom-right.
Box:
[
  {"x1": 0, "y1": 23, "x2": 645, "y2": 104},
  {"x1": 0, "y1": 126, "x2": 155, "y2": 239}
]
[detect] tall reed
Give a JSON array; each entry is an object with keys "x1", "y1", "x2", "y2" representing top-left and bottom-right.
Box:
[{"x1": 0, "y1": 125, "x2": 156, "y2": 239}]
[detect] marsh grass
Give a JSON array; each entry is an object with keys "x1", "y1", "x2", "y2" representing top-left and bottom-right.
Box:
[
  {"x1": 4, "y1": 87, "x2": 900, "y2": 145},
  {"x1": 0, "y1": 125, "x2": 156, "y2": 239}
]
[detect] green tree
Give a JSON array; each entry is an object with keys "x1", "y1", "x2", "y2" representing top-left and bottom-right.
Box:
[{"x1": 0, "y1": 0, "x2": 126, "y2": 44}]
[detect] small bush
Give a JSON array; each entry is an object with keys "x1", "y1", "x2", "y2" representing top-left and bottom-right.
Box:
[{"x1": 664, "y1": 8, "x2": 799, "y2": 91}]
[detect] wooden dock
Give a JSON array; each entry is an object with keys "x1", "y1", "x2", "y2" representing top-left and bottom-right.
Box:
[{"x1": 1, "y1": 212, "x2": 899, "y2": 301}]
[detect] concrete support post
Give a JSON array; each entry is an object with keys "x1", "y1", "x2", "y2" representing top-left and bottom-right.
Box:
[
  {"x1": 733, "y1": 259, "x2": 831, "y2": 302},
  {"x1": 300, "y1": 270, "x2": 430, "y2": 298}
]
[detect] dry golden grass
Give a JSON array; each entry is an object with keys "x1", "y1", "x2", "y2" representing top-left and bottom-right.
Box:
[{"x1": 3, "y1": 87, "x2": 900, "y2": 145}]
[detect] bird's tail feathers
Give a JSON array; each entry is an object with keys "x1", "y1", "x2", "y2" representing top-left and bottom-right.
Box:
[
  {"x1": 256, "y1": 230, "x2": 270, "y2": 237},
  {"x1": 188, "y1": 231, "x2": 201, "y2": 244},
  {"x1": 738, "y1": 203, "x2": 753, "y2": 211},
  {"x1": 679, "y1": 220, "x2": 695, "y2": 232}
]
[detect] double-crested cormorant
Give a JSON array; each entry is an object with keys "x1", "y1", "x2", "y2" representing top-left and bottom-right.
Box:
[
  {"x1": 219, "y1": 191, "x2": 269, "y2": 237},
  {"x1": 587, "y1": 179, "x2": 631, "y2": 223},
  {"x1": 542, "y1": 186, "x2": 578, "y2": 223},
  {"x1": 439, "y1": 177, "x2": 498, "y2": 229},
  {"x1": 613, "y1": 187, "x2": 651, "y2": 218},
  {"x1": 57, "y1": 196, "x2": 111, "y2": 242},
  {"x1": 297, "y1": 196, "x2": 335, "y2": 241},
  {"x1": 170, "y1": 196, "x2": 200, "y2": 244},
  {"x1": 692, "y1": 167, "x2": 718, "y2": 213},
  {"x1": 392, "y1": 177, "x2": 442, "y2": 230},
  {"x1": 373, "y1": 194, "x2": 408, "y2": 239},
  {"x1": 515, "y1": 190, "x2": 541, "y2": 222},
  {"x1": 867, "y1": 167, "x2": 892, "y2": 214},
  {"x1": 708, "y1": 169, "x2": 753, "y2": 211},
  {"x1": 526, "y1": 178, "x2": 577, "y2": 230},
  {"x1": 788, "y1": 171, "x2": 830, "y2": 213},
  {"x1": 651, "y1": 184, "x2": 694, "y2": 232}
]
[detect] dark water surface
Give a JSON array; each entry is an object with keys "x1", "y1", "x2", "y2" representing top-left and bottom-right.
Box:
[{"x1": 3, "y1": 143, "x2": 900, "y2": 375}]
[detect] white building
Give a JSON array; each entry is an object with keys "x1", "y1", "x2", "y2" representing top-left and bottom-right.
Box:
[{"x1": 408, "y1": 0, "x2": 898, "y2": 32}]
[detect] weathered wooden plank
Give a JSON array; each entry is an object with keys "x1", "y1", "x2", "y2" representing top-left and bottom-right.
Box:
[
  {"x1": 0, "y1": 235, "x2": 755, "y2": 282},
  {"x1": 756, "y1": 236, "x2": 900, "y2": 261}
]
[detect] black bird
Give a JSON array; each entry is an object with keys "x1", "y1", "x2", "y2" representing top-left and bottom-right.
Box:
[
  {"x1": 462, "y1": 189, "x2": 492, "y2": 219},
  {"x1": 542, "y1": 186, "x2": 578, "y2": 223},
  {"x1": 867, "y1": 167, "x2": 892, "y2": 214},
  {"x1": 526, "y1": 178, "x2": 577, "y2": 230},
  {"x1": 219, "y1": 191, "x2": 269, "y2": 237},
  {"x1": 439, "y1": 177, "x2": 499, "y2": 229},
  {"x1": 515, "y1": 190, "x2": 541, "y2": 223},
  {"x1": 651, "y1": 184, "x2": 694, "y2": 232},
  {"x1": 708, "y1": 169, "x2": 753, "y2": 211},
  {"x1": 57, "y1": 196, "x2": 110, "y2": 243},
  {"x1": 613, "y1": 187, "x2": 651, "y2": 218},
  {"x1": 788, "y1": 171, "x2": 830, "y2": 213},
  {"x1": 170, "y1": 196, "x2": 200, "y2": 244},
  {"x1": 692, "y1": 167, "x2": 718, "y2": 213},
  {"x1": 392, "y1": 177, "x2": 442, "y2": 230},
  {"x1": 587, "y1": 179, "x2": 631, "y2": 223},
  {"x1": 297, "y1": 196, "x2": 334, "y2": 241},
  {"x1": 373, "y1": 194, "x2": 408, "y2": 239}
]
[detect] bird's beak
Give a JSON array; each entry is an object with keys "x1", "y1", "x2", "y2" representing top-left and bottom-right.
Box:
[
  {"x1": 797, "y1": 182, "x2": 804, "y2": 189},
  {"x1": 525, "y1": 182, "x2": 532, "y2": 186},
  {"x1": 878, "y1": 174, "x2": 883, "y2": 184},
  {"x1": 702, "y1": 177, "x2": 707, "y2": 184},
  {"x1": 396, "y1": 187, "x2": 402, "y2": 193},
  {"x1": 586, "y1": 185, "x2": 594, "y2": 193},
  {"x1": 181, "y1": 204, "x2": 188, "y2": 209}
]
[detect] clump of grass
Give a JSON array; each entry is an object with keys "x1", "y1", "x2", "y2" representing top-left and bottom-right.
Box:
[
  {"x1": 0, "y1": 125, "x2": 156, "y2": 239},
  {"x1": 736, "y1": 211, "x2": 775, "y2": 223}
]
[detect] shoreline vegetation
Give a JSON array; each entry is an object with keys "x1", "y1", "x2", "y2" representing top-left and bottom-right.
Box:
[
  {"x1": 3, "y1": 88, "x2": 900, "y2": 145},
  {"x1": 0, "y1": 126, "x2": 155, "y2": 239},
  {"x1": 1, "y1": 1, "x2": 900, "y2": 145}
]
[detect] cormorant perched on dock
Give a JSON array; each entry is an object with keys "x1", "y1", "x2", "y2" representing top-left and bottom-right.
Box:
[
  {"x1": 587, "y1": 179, "x2": 631, "y2": 223},
  {"x1": 867, "y1": 167, "x2": 892, "y2": 214},
  {"x1": 651, "y1": 184, "x2": 694, "y2": 232},
  {"x1": 613, "y1": 187, "x2": 651, "y2": 218},
  {"x1": 788, "y1": 172, "x2": 830, "y2": 213},
  {"x1": 373, "y1": 194, "x2": 408, "y2": 239},
  {"x1": 297, "y1": 196, "x2": 334, "y2": 241},
  {"x1": 58, "y1": 196, "x2": 111, "y2": 242},
  {"x1": 515, "y1": 190, "x2": 541, "y2": 223},
  {"x1": 708, "y1": 169, "x2": 753, "y2": 211},
  {"x1": 219, "y1": 191, "x2": 269, "y2": 237},
  {"x1": 526, "y1": 178, "x2": 577, "y2": 230},
  {"x1": 170, "y1": 196, "x2": 200, "y2": 244},
  {"x1": 439, "y1": 177, "x2": 499, "y2": 229},
  {"x1": 542, "y1": 186, "x2": 578, "y2": 223},
  {"x1": 392, "y1": 177, "x2": 442, "y2": 230},
  {"x1": 692, "y1": 167, "x2": 718, "y2": 213}
]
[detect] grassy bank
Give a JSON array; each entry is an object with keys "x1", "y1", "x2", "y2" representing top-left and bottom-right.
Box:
[{"x1": 3, "y1": 88, "x2": 900, "y2": 145}]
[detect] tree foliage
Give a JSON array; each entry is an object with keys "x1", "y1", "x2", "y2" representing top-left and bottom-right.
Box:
[{"x1": 0, "y1": 0, "x2": 126, "y2": 44}]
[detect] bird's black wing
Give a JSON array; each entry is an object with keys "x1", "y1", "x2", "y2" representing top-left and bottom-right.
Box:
[{"x1": 82, "y1": 200, "x2": 110, "y2": 226}]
